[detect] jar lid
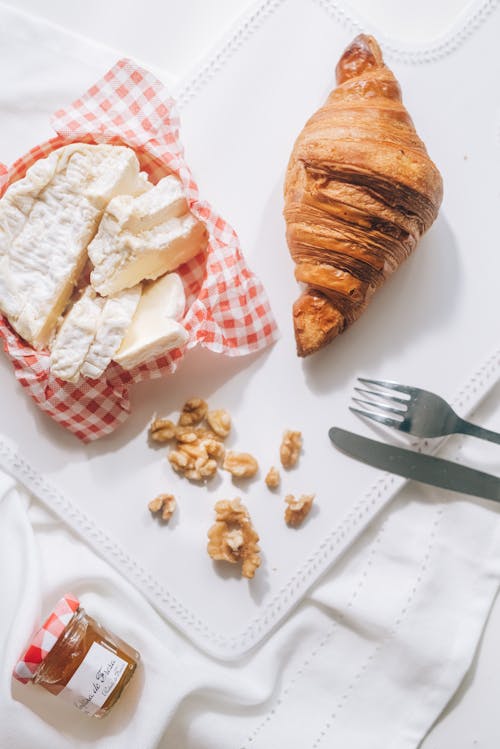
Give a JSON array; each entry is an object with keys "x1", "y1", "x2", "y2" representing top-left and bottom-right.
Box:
[{"x1": 13, "y1": 593, "x2": 80, "y2": 684}]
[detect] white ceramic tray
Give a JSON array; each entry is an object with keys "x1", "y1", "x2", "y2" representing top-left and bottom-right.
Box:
[{"x1": 1, "y1": 0, "x2": 500, "y2": 658}]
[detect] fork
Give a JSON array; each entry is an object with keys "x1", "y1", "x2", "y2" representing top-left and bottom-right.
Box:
[{"x1": 350, "y1": 377, "x2": 500, "y2": 445}]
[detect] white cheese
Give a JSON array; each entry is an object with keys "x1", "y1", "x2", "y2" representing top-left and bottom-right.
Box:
[
  {"x1": 89, "y1": 176, "x2": 208, "y2": 296},
  {"x1": 50, "y1": 285, "x2": 142, "y2": 383},
  {"x1": 136, "y1": 271, "x2": 185, "y2": 321},
  {"x1": 50, "y1": 288, "x2": 105, "y2": 383},
  {"x1": 114, "y1": 272, "x2": 188, "y2": 369},
  {"x1": 0, "y1": 143, "x2": 147, "y2": 349},
  {"x1": 86, "y1": 148, "x2": 150, "y2": 209},
  {"x1": 80, "y1": 286, "x2": 142, "y2": 379}
]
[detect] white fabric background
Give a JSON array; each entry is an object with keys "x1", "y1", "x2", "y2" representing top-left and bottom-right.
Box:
[
  {"x1": 1, "y1": 1, "x2": 500, "y2": 747},
  {"x1": 3, "y1": 466, "x2": 500, "y2": 749}
]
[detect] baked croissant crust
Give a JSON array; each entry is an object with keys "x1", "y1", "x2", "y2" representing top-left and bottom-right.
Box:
[{"x1": 284, "y1": 34, "x2": 443, "y2": 357}]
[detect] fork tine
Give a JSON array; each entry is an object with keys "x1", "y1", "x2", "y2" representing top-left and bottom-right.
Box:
[
  {"x1": 349, "y1": 407, "x2": 404, "y2": 429},
  {"x1": 357, "y1": 377, "x2": 413, "y2": 396},
  {"x1": 351, "y1": 397, "x2": 406, "y2": 417},
  {"x1": 354, "y1": 387, "x2": 409, "y2": 406}
]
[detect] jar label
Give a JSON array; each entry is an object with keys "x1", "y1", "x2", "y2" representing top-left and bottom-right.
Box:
[{"x1": 59, "y1": 641, "x2": 128, "y2": 715}]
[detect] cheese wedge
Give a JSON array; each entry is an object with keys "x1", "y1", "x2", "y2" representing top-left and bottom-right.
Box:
[
  {"x1": 89, "y1": 176, "x2": 208, "y2": 296},
  {"x1": 0, "y1": 143, "x2": 147, "y2": 349},
  {"x1": 50, "y1": 288, "x2": 106, "y2": 383},
  {"x1": 114, "y1": 272, "x2": 188, "y2": 369},
  {"x1": 80, "y1": 286, "x2": 142, "y2": 379},
  {"x1": 50, "y1": 285, "x2": 142, "y2": 383},
  {"x1": 135, "y1": 270, "x2": 185, "y2": 321}
]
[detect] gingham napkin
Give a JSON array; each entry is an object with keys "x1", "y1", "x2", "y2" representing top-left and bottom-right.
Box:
[{"x1": 0, "y1": 59, "x2": 277, "y2": 442}]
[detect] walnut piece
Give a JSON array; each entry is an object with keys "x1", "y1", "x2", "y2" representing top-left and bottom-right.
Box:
[
  {"x1": 202, "y1": 438, "x2": 225, "y2": 462},
  {"x1": 284, "y1": 494, "x2": 315, "y2": 527},
  {"x1": 174, "y1": 429, "x2": 199, "y2": 444},
  {"x1": 148, "y1": 493, "x2": 176, "y2": 521},
  {"x1": 175, "y1": 426, "x2": 221, "y2": 443},
  {"x1": 185, "y1": 458, "x2": 218, "y2": 481},
  {"x1": 223, "y1": 451, "x2": 259, "y2": 479},
  {"x1": 169, "y1": 440, "x2": 219, "y2": 481},
  {"x1": 178, "y1": 398, "x2": 208, "y2": 426},
  {"x1": 149, "y1": 401, "x2": 237, "y2": 484},
  {"x1": 150, "y1": 418, "x2": 176, "y2": 443},
  {"x1": 167, "y1": 419, "x2": 225, "y2": 481},
  {"x1": 207, "y1": 498, "x2": 261, "y2": 578},
  {"x1": 280, "y1": 430, "x2": 302, "y2": 469},
  {"x1": 168, "y1": 448, "x2": 189, "y2": 470},
  {"x1": 206, "y1": 408, "x2": 232, "y2": 438},
  {"x1": 265, "y1": 466, "x2": 280, "y2": 489}
]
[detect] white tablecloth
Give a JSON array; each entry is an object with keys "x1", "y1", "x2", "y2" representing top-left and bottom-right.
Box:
[
  {"x1": 3, "y1": 464, "x2": 500, "y2": 749},
  {"x1": 1, "y1": 1, "x2": 500, "y2": 747}
]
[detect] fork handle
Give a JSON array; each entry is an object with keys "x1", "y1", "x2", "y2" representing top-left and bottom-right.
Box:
[{"x1": 458, "y1": 418, "x2": 500, "y2": 445}]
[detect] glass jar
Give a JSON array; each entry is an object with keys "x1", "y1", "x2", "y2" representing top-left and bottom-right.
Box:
[{"x1": 14, "y1": 593, "x2": 140, "y2": 718}]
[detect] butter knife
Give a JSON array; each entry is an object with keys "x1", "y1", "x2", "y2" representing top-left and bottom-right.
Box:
[{"x1": 329, "y1": 427, "x2": 500, "y2": 502}]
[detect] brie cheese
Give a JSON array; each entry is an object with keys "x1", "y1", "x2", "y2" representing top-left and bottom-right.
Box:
[
  {"x1": 136, "y1": 270, "x2": 186, "y2": 322},
  {"x1": 89, "y1": 176, "x2": 208, "y2": 296},
  {"x1": 50, "y1": 288, "x2": 105, "y2": 383},
  {"x1": 80, "y1": 286, "x2": 142, "y2": 379},
  {"x1": 114, "y1": 272, "x2": 188, "y2": 370},
  {"x1": 50, "y1": 285, "x2": 142, "y2": 383},
  {"x1": 0, "y1": 143, "x2": 147, "y2": 349}
]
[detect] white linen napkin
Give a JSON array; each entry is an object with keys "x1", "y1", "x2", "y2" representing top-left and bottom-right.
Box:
[
  {"x1": 2, "y1": 458, "x2": 500, "y2": 749},
  {"x1": 2, "y1": 3, "x2": 500, "y2": 748}
]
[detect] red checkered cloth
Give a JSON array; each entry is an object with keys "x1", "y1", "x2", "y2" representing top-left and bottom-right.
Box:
[
  {"x1": 0, "y1": 59, "x2": 277, "y2": 442},
  {"x1": 13, "y1": 593, "x2": 80, "y2": 683}
]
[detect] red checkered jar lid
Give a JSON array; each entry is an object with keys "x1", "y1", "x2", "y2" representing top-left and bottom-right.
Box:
[{"x1": 13, "y1": 594, "x2": 80, "y2": 683}]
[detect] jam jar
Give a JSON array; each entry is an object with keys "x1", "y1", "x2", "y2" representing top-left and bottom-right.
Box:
[{"x1": 13, "y1": 594, "x2": 140, "y2": 717}]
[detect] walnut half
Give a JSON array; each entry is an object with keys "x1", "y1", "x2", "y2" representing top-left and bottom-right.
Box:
[
  {"x1": 280, "y1": 430, "x2": 302, "y2": 469},
  {"x1": 223, "y1": 451, "x2": 259, "y2": 479},
  {"x1": 150, "y1": 418, "x2": 177, "y2": 443},
  {"x1": 169, "y1": 440, "x2": 218, "y2": 482},
  {"x1": 178, "y1": 398, "x2": 208, "y2": 426},
  {"x1": 284, "y1": 494, "x2": 314, "y2": 527},
  {"x1": 148, "y1": 494, "x2": 177, "y2": 521},
  {"x1": 207, "y1": 498, "x2": 261, "y2": 579},
  {"x1": 207, "y1": 408, "x2": 232, "y2": 438}
]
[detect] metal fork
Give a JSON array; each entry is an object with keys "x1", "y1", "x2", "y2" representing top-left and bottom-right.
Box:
[{"x1": 350, "y1": 377, "x2": 500, "y2": 445}]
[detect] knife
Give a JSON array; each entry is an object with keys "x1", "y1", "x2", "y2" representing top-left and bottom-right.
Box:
[{"x1": 329, "y1": 427, "x2": 500, "y2": 502}]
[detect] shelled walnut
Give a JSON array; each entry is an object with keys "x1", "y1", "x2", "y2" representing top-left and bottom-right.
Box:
[
  {"x1": 169, "y1": 440, "x2": 219, "y2": 482},
  {"x1": 223, "y1": 451, "x2": 259, "y2": 479},
  {"x1": 148, "y1": 494, "x2": 177, "y2": 521},
  {"x1": 178, "y1": 398, "x2": 208, "y2": 426},
  {"x1": 149, "y1": 418, "x2": 177, "y2": 443},
  {"x1": 206, "y1": 409, "x2": 231, "y2": 438},
  {"x1": 203, "y1": 438, "x2": 225, "y2": 462},
  {"x1": 280, "y1": 430, "x2": 302, "y2": 469},
  {"x1": 284, "y1": 494, "x2": 314, "y2": 527},
  {"x1": 265, "y1": 466, "x2": 280, "y2": 489},
  {"x1": 207, "y1": 498, "x2": 261, "y2": 578},
  {"x1": 151, "y1": 398, "x2": 232, "y2": 482},
  {"x1": 175, "y1": 426, "x2": 222, "y2": 444}
]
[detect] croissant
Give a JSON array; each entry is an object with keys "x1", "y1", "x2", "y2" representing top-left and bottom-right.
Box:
[{"x1": 284, "y1": 34, "x2": 443, "y2": 357}]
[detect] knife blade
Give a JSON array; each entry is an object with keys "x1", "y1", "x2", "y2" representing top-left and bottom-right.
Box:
[{"x1": 329, "y1": 427, "x2": 500, "y2": 502}]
